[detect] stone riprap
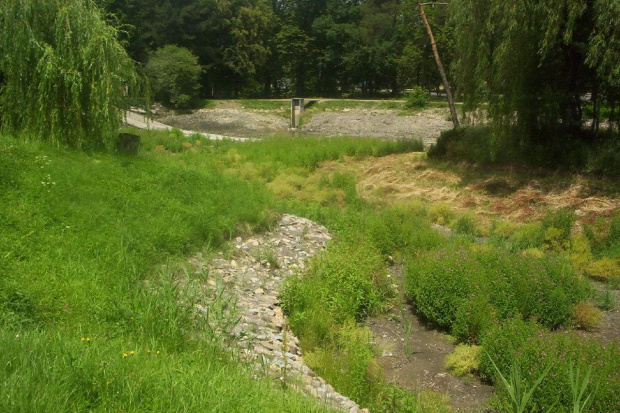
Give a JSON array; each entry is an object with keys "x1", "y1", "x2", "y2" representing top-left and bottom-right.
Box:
[{"x1": 191, "y1": 215, "x2": 368, "y2": 413}]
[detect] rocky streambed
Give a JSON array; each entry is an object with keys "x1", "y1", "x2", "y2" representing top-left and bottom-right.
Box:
[{"x1": 190, "y1": 215, "x2": 367, "y2": 412}]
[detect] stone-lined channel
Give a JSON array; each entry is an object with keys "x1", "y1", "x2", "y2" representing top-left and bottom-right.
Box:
[{"x1": 191, "y1": 215, "x2": 368, "y2": 412}]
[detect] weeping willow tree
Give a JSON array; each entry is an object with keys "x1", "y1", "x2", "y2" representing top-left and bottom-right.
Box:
[
  {"x1": 451, "y1": 0, "x2": 620, "y2": 150},
  {"x1": 0, "y1": 0, "x2": 144, "y2": 149}
]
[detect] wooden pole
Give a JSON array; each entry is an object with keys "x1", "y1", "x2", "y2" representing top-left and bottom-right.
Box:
[{"x1": 418, "y1": 1, "x2": 459, "y2": 128}]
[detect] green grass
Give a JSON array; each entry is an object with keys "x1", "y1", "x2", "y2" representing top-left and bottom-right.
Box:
[
  {"x1": 4, "y1": 126, "x2": 618, "y2": 413},
  {"x1": 0, "y1": 134, "x2": 330, "y2": 412}
]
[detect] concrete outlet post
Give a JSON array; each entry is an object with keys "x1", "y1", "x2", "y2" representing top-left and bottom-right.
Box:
[{"x1": 291, "y1": 98, "x2": 305, "y2": 128}]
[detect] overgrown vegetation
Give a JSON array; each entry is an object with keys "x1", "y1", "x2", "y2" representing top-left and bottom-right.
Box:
[
  {"x1": 0, "y1": 134, "x2": 331, "y2": 411},
  {"x1": 429, "y1": 126, "x2": 620, "y2": 177}
]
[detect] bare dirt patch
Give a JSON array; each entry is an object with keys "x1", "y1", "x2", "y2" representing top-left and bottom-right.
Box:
[
  {"x1": 159, "y1": 108, "x2": 289, "y2": 139},
  {"x1": 301, "y1": 108, "x2": 453, "y2": 144},
  {"x1": 154, "y1": 102, "x2": 452, "y2": 142},
  {"x1": 367, "y1": 266, "x2": 494, "y2": 412}
]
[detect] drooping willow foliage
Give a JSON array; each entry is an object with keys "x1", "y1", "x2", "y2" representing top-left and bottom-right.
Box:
[
  {"x1": 0, "y1": 0, "x2": 145, "y2": 149},
  {"x1": 451, "y1": 0, "x2": 620, "y2": 146}
]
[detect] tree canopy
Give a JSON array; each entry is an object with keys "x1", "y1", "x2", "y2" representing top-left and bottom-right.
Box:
[
  {"x1": 452, "y1": 0, "x2": 620, "y2": 146},
  {"x1": 0, "y1": 0, "x2": 143, "y2": 148},
  {"x1": 97, "y1": 0, "x2": 454, "y2": 98}
]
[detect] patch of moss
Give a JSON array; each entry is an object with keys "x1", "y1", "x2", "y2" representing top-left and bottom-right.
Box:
[
  {"x1": 586, "y1": 257, "x2": 620, "y2": 282},
  {"x1": 445, "y1": 344, "x2": 481, "y2": 377}
]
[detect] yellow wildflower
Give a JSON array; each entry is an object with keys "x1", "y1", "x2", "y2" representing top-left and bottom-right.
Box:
[{"x1": 123, "y1": 353, "x2": 128, "y2": 358}]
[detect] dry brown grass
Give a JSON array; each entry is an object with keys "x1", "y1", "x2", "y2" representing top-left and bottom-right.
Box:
[{"x1": 318, "y1": 152, "x2": 620, "y2": 230}]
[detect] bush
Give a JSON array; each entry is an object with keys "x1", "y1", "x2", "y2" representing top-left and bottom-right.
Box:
[
  {"x1": 145, "y1": 45, "x2": 202, "y2": 109},
  {"x1": 452, "y1": 213, "x2": 477, "y2": 237},
  {"x1": 427, "y1": 203, "x2": 454, "y2": 226},
  {"x1": 585, "y1": 257, "x2": 620, "y2": 282},
  {"x1": 405, "y1": 246, "x2": 590, "y2": 342},
  {"x1": 572, "y1": 301, "x2": 602, "y2": 331},
  {"x1": 404, "y1": 86, "x2": 429, "y2": 109}
]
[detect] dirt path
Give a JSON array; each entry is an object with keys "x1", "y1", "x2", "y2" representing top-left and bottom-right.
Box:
[{"x1": 366, "y1": 265, "x2": 494, "y2": 412}]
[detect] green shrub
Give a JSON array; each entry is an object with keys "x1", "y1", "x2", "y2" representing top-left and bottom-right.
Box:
[
  {"x1": 481, "y1": 318, "x2": 620, "y2": 412},
  {"x1": 572, "y1": 301, "x2": 602, "y2": 331},
  {"x1": 404, "y1": 86, "x2": 429, "y2": 109},
  {"x1": 304, "y1": 321, "x2": 381, "y2": 406},
  {"x1": 145, "y1": 45, "x2": 202, "y2": 109},
  {"x1": 406, "y1": 246, "x2": 589, "y2": 341},
  {"x1": 428, "y1": 203, "x2": 454, "y2": 226},
  {"x1": 541, "y1": 208, "x2": 575, "y2": 247},
  {"x1": 509, "y1": 222, "x2": 544, "y2": 250},
  {"x1": 452, "y1": 213, "x2": 477, "y2": 237},
  {"x1": 282, "y1": 240, "x2": 391, "y2": 345},
  {"x1": 570, "y1": 234, "x2": 594, "y2": 273}
]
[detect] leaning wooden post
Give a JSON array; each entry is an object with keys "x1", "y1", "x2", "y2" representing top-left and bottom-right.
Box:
[{"x1": 418, "y1": 1, "x2": 459, "y2": 128}]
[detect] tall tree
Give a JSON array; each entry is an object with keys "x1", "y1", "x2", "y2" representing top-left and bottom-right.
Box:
[
  {"x1": 452, "y1": 0, "x2": 620, "y2": 147},
  {"x1": 0, "y1": 0, "x2": 142, "y2": 148}
]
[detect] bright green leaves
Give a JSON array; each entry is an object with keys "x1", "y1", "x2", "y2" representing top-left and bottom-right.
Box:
[{"x1": 0, "y1": 0, "x2": 144, "y2": 149}]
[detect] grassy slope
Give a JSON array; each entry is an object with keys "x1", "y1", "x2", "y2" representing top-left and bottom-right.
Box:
[
  {"x1": 0, "y1": 131, "x2": 424, "y2": 411},
  {"x1": 0, "y1": 135, "x2": 329, "y2": 412}
]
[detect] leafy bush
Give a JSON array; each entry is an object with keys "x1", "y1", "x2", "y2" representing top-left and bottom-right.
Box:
[
  {"x1": 540, "y1": 208, "x2": 575, "y2": 249},
  {"x1": 572, "y1": 301, "x2": 602, "y2": 331},
  {"x1": 404, "y1": 86, "x2": 429, "y2": 109},
  {"x1": 481, "y1": 318, "x2": 620, "y2": 412},
  {"x1": 406, "y1": 246, "x2": 590, "y2": 342},
  {"x1": 452, "y1": 213, "x2": 477, "y2": 236},
  {"x1": 145, "y1": 45, "x2": 202, "y2": 109},
  {"x1": 427, "y1": 203, "x2": 454, "y2": 226},
  {"x1": 282, "y1": 240, "x2": 390, "y2": 348}
]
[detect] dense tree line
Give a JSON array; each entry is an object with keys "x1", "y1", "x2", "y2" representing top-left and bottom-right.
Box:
[{"x1": 96, "y1": 0, "x2": 454, "y2": 98}]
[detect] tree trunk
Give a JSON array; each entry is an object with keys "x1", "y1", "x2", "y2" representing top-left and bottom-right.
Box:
[{"x1": 418, "y1": 1, "x2": 459, "y2": 128}]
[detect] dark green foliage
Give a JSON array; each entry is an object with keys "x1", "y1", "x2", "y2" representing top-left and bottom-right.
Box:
[
  {"x1": 406, "y1": 246, "x2": 590, "y2": 342},
  {"x1": 481, "y1": 318, "x2": 620, "y2": 412},
  {"x1": 452, "y1": 0, "x2": 620, "y2": 156},
  {"x1": 145, "y1": 46, "x2": 202, "y2": 109},
  {"x1": 429, "y1": 126, "x2": 620, "y2": 176},
  {"x1": 0, "y1": 0, "x2": 143, "y2": 148},
  {"x1": 404, "y1": 87, "x2": 429, "y2": 109}
]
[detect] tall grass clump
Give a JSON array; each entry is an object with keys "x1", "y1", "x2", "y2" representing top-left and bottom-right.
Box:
[
  {"x1": 0, "y1": 0, "x2": 144, "y2": 148},
  {"x1": 406, "y1": 246, "x2": 590, "y2": 343}
]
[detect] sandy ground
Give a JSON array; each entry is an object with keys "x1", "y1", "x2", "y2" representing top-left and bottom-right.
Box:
[
  {"x1": 125, "y1": 110, "x2": 253, "y2": 141},
  {"x1": 301, "y1": 108, "x2": 453, "y2": 144},
  {"x1": 154, "y1": 104, "x2": 452, "y2": 143},
  {"x1": 160, "y1": 108, "x2": 290, "y2": 139}
]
